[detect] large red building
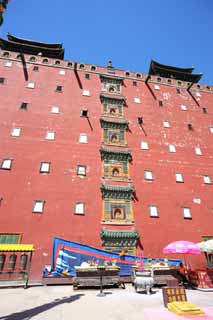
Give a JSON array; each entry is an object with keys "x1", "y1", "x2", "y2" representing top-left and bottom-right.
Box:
[{"x1": 0, "y1": 34, "x2": 213, "y2": 280}]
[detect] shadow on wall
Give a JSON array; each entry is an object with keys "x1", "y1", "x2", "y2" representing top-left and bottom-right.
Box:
[{"x1": 0, "y1": 294, "x2": 84, "y2": 320}]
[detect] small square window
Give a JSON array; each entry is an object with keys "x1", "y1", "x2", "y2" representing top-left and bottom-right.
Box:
[
  {"x1": 144, "y1": 170, "x2": 153, "y2": 181},
  {"x1": 79, "y1": 133, "x2": 88, "y2": 144},
  {"x1": 149, "y1": 205, "x2": 159, "y2": 217},
  {"x1": 40, "y1": 162, "x2": 50, "y2": 173},
  {"x1": 134, "y1": 97, "x2": 141, "y2": 103},
  {"x1": 195, "y1": 147, "x2": 202, "y2": 156},
  {"x1": 209, "y1": 126, "x2": 213, "y2": 134},
  {"x1": 77, "y1": 165, "x2": 86, "y2": 176},
  {"x1": 80, "y1": 109, "x2": 88, "y2": 117},
  {"x1": 33, "y1": 66, "x2": 39, "y2": 72},
  {"x1": 75, "y1": 202, "x2": 85, "y2": 215},
  {"x1": 85, "y1": 74, "x2": 90, "y2": 79},
  {"x1": 169, "y1": 144, "x2": 176, "y2": 153},
  {"x1": 33, "y1": 200, "x2": 45, "y2": 213},
  {"x1": 202, "y1": 107, "x2": 207, "y2": 114},
  {"x1": 1, "y1": 159, "x2": 12, "y2": 170},
  {"x1": 188, "y1": 123, "x2": 193, "y2": 131},
  {"x1": 183, "y1": 207, "x2": 192, "y2": 219},
  {"x1": 45, "y1": 131, "x2": 55, "y2": 140},
  {"x1": 82, "y1": 90, "x2": 90, "y2": 96},
  {"x1": 176, "y1": 88, "x2": 181, "y2": 94},
  {"x1": 4, "y1": 61, "x2": 12, "y2": 67},
  {"x1": 181, "y1": 104, "x2": 187, "y2": 111},
  {"x1": 154, "y1": 84, "x2": 160, "y2": 90},
  {"x1": 51, "y1": 106, "x2": 60, "y2": 114},
  {"x1": 133, "y1": 81, "x2": 137, "y2": 86},
  {"x1": 20, "y1": 102, "x2": 28, "y2": 110},
  {"x1": 0, "y1": 77, "x2": 5, "y2": 84},
  {"x1": 141, "y1": 141, "x2": 149, "y2": 150},
  {"x1": 11, "y1": 128, "x2": 21, "y2": 137},
  {"x1": 163, "y1": 121, "x2": 170, "y2": 128},
  {"x1": 56, "y1": 85, "x2": 63, "y2": 92},
  {"x1": 27, "y1": 82, "x2": 35, "y2": 89},
  {"x1": 203, "y1": 175, "x2": 211, "y2": 184},
  {"x1": 59, "y1": 70, "x2": 66, "y2": 75},
  {"x1": 175, "y1": 173, "x2": 184, "y2": 183},
  {"x1": 159, "y1": 101, "x2": 163, "y2": 107}
]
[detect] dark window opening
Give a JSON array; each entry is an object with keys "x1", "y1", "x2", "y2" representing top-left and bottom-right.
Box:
[
  {"x1": 3, "y1": 52, "x2": 9, "y2": 57},
  {"x1": 56, "y1": 85, "x2": 63, "y2": 92},
  {"x1": 125, "y1": 72, "x2": 130, "y2": 77},
  {"x1": 42, "y1": 59, "x2": 48, "y2": 64},
  {"x1": 0, "y1": 77, "x2": 5, "y2": 84},
  {"x1": 109, "y1": 86, "x2": 115, "y2": 92},
  {"x1": 55, "y1": 60, "x2": 60, "y2": 65},
  {"x1": 133, "y1": 81, "x2": 137, "y2": 86},
  {"x1": 91, "y1": 65, "x2": 96, "y2": 71},
  {"x1": 67, "y1": 62, "x2": 73, "y2": 68},
  {"x1": 159, "y1": 100, "x2": 163, "y2": 107},
  {"x1": 138, "y1": 117, "x2": 143, "y2": 125},
  {"x1": 81, "y1": 109, "x2": 88, "y2": 117},
  {"x1": 167, "y1": 79, "x2": 172, "y2": 84},
  {"x1": 79, "y1": 64, "x2": 85, "y2": 69},
  {"x1": 157, "y1": 77, "x2": 161, "y2": 82},
  {"x1": 20, "y1": 102, "x2": 28, "y2": 110},
  {"x1": 29, "y1": 57, "x2": 36, "y2": 62},
  {"x1": 85, "y1": 73, "x2": 90, "y2": 80},
  {"x1": 136, "y1": 73, "x2": 141, "y2": 78},
  {"x1": 33, "y1": 66, "x2": 39, "y2": 71},
  {"x1": 202, "y1": 107, "x2": 207, "y2": 114},
  {"x1": 188, "y1": 123, "x2": 193, "y2": 131},
  {"x1": 176, "y1": 88, "x2": 181, "y2": 94},
  {"x1": 206, "y1": 86, "x2": 210, "y2": 90}
]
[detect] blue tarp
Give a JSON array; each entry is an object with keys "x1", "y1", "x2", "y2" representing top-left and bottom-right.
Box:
[{"x1": 49, "y1": 237, "x2": 182, "y2": 277}]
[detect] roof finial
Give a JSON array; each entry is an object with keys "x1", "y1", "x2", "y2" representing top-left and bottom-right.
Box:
[{"x1": 107, "y1": 60, "x2": 113, "y2": 69}]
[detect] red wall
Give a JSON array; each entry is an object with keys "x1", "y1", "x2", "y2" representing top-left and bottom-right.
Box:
[{"x1": 0, "y1": 51, "x2": 213, "y2": 279}]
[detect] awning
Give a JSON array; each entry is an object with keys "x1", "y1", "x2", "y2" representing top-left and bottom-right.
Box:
[{"x1": 0, "y1": 244, "x2": 35, "y2": 252}]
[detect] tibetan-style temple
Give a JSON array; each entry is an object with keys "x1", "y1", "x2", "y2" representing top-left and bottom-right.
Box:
[
  {"x1": 0, "y1": 34, "x2": 213, "y2": 280},
  {"x1": 0, "y1": 33, "x2": 64, "y2": 59},
  {"x1": 149, "y1": 59, "x2": 202, "y2": 83}
]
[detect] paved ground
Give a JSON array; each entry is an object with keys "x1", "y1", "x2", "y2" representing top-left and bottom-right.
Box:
[{"x1": 0, "y1": 284, "x2": 213, "y2": 320}]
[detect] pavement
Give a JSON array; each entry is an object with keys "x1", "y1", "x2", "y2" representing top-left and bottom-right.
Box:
[{"x1": 0, "y1": 284, "x2": 213, "y2": 320}]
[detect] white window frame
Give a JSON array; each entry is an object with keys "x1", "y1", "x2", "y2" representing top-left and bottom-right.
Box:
[
  {"x1": 154, "y1": 84, "x2": 160, "y2": 90},
  {"x1": 77, "y1": 165, "x2": 86, "y2": 176},
  {"x1": 5, "y1": 61, "x2": 12, "y2": 67},
  {"x1": 79, "y1": 133, "x2": 88, "y2": 144},
  {"x1": 59, "y1": 70, "x2": 66, "y2": 75},
  {"x1": 180, "y1": 104, "x2": 187, "y2": 111},
  {"x1": 11, "y1": 128, "x2": 21, "y2": 137},
  {"x1": 149, "y1": 205, "x2": 159, "y2": 217},
  {"x1": 141, "y1": 141, "x2": 149, "y2": 150},
  {"x1": 134, "y1": 97, "x2": 141, "y2": 104},
  {"x1": 40, "y1": 162, "x2": 50, "y2": 173},
  {"x1": 1, "y1": 159, "x2": 12, "y2": 170},
  {"x1": 196, "y1": 92, "x2": 201, "y2": 97},
  {"x1": 163, "y1": 121, "x2": 170, "y2": 128},
  {"x1": 51, "y1": 106, "x2": 60, "y2": 114},
  {"x1": 203, "y1": 175, "x2": 211, "y2": 184},
  {"x1": 209, "y1": 126, "x2": 213, "y2": 134},
  {"x1": 27, "y1": 81, "x2": 35, "y2": 89},
  {"x1": 75, "y1": 202, "x2": 85, "y2": 215},
  {"x1": 175, "y1": 173, "x2": 184, "y2": 183},
  {"x1": 45, "y1": 131, "x2": 55, "y2": 140},
  {"x1": 33, "y1": 200, "x2": 45, "y2": 213},
  {"x1": 144, "y1": 170, "x2": 153, "y2": 181},
  {"x1": 82, "y1": 89, "x2": 90, "y2": 96},
  {"x1": 183, "y1": 207, "x2": 192, "y2": 219},
  {"x1": 169, "y1": 144, "x2": 176, "y2": 153},
  {"x1": 195, "y1": 147, "x2": 202, "y2": 156}
]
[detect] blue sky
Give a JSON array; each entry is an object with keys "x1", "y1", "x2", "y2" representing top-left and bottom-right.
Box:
[{"x1": 1, "y1": 0, "x2": 213, "y2": 84}]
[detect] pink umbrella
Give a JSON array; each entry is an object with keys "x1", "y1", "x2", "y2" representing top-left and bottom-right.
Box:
[
  {"x1": 163, "y1": 241, "x2": 201, "y2": 254},
  {"x1": 163, "y1": 241, "x2": 201, "y2": 269}
]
